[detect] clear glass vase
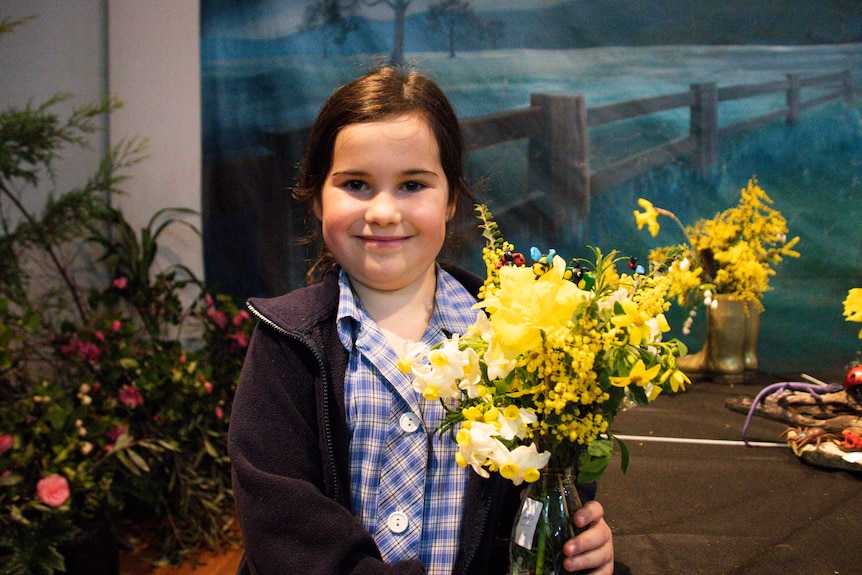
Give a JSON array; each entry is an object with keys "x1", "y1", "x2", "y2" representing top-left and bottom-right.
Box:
[{"x1": 509, "y1": 467, "x2": 588, "y2": 575}]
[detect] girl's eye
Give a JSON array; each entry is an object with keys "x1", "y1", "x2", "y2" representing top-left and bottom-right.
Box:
[
  {"x1": 344, "y1": 180, "x2": 367, "y2": 192},
  {"x1": 402, "y1": 181, "x2": 425, "y2": 193}
]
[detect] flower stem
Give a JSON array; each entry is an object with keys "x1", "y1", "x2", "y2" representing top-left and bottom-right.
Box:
[{"x1": 536, "y1": 501, "x2": 548, "y2": 575}]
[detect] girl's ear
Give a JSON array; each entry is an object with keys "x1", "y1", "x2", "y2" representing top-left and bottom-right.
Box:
[
  {"x1": 445, "y1": 199, "x2": 456, "y2": 222},
  {"x1": 313, "y1": 199, "x2": 323, "y2": 221}
]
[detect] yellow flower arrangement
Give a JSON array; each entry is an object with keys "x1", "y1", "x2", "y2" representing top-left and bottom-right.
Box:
[
  {"x1": 844, "y1": 288, "x2": 862, "y2": 338},
  {"x1": 635, "y1": 178, "x2": 800, "y2": 314},
  {"x1": 399, "y1": 205, "x2": 689, "y2": 485}
]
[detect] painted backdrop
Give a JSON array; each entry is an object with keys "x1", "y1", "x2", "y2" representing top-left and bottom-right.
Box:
[{"x1": 200, "y1": 0, "x2": 862, "y2": 373}]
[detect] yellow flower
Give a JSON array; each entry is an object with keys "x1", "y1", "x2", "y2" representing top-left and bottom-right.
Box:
[
  {"x1": 844, "y1": 288, "x2": 862, "y2": 338},
  {"x1": 609, "y1": 359, "x2": 662, "y2": 388},
  {"x1": 478, "y1": 255, "x2": 589, "y2": 359},
  {"x1": 634, "y1": 198, "x2": 661, "y2": 237},
  {"x1": 610, "y1": 299, "x2": 652, "y2": 346},
  {"x1": 660, "y1": 368, "x2": 691, "y2": 393}
]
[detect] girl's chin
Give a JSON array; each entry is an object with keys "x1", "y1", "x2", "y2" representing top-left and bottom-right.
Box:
[{"x1": 348, "y1": 262, "x2": 435, "y2": 293}]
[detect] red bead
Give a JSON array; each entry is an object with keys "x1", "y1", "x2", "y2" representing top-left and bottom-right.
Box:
[{"x1": 844, "y1": 365, "x2": 862, "y2": 389}]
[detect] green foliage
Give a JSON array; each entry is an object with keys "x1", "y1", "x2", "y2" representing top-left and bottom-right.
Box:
[{"x1": 0, "y1": 15, "x2": 251, "y2": 575}]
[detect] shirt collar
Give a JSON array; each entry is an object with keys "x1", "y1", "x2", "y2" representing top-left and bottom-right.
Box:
[{"x1": 336, "y1": 265, "x2": 477, "y2": 350}]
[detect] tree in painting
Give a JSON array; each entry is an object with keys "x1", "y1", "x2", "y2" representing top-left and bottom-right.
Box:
[
  {"x1": 300, "y1": 0, "x2": 358, "y2": 58},
  {"x1": 426, "y1": 0, "x2": 480, "y2": 58}
]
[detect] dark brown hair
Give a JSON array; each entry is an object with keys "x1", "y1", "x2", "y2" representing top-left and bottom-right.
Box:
[{"x1": 293, "y1": 65, "x2": 472, "y2": 283}]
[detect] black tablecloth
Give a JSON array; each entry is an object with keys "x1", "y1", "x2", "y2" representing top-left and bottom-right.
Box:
[{"x1": 599, "y1": 373, "x2": 862, "y2": 575}]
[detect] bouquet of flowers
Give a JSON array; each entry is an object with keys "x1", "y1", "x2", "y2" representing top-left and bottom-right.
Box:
[
  {"x1": 399, "y1": 205, "x2": 689, "y2": 487},
  {"x1": 634, "y1": 178, "x2": 800, "y2": 318}
]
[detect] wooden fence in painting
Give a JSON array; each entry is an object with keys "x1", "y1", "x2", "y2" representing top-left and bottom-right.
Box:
[{"x1": 459, "y1": 69, "x2": 853, "y2": 235}]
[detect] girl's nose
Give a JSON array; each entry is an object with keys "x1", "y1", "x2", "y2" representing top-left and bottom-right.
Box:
[{"x1": 365, "y1": 190, "x2": 401, "y2": 226}]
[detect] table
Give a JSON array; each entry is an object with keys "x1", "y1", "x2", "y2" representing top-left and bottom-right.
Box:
[{"x1": 599, "y1": 374, "x2": 862, "y2": 575}]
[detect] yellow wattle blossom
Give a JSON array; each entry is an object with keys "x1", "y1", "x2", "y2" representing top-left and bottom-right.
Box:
[{"x1": 637, "y1": 178, "x2": 799, "y2": 312}]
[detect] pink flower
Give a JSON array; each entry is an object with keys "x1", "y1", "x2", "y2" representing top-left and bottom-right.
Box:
[
  {"x1": 204, "y1": 381, "x2": 213, "y2": 393},
  {"x1": 113, "y1": 276, "x2": 128, "y2": 290},
  {"x1": 215, "y1": 406, "x2": 224, "y2": 420},
  {"x1": 118, "y1": 385, "x2": 143, "y2": 408},
  {"x1": 233, "y1": 310, "x2": 250, "y2": 327},
  {"x1": 228, "y1": 331, "x2": 249, "y2": 350},
  {"x1": 78, "y1": 341, "x2": 101, "y2": 363},
  {"x1": 94, "y1": 331, "x2": 105, "y2": 342},
  {"x1": 106, "y1": 425, "x2": 128, "y2": 441},
  {"x1": 111, "y1": 320, "x2": 122, "y2": 333},
  {"x1": 62, "y1": 338, "x2": 101, "y2": 363},
  {"x1": 207, "y1": 308, "x2": 228, "y2": 330},
  {"x1": 0, "y1": 434, "x2": 14, "y2": 454},
  {"x1": 36, "y1": 474, "x2": 70, "y2": 507}
]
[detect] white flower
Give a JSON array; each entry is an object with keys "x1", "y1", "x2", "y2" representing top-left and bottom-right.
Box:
[
  {"x1": 490, "y1": 442, "x2": 551, "y2": 486},
  {"x1": 457, "y1": 348, "x2": 483, "y2": 398},
  {"x1": 599, "y1": 287, "x2": 630, "y2": 311},
  {"x1": 497, "y1": 405, "x2": 537, "y2": 441},
  {"x1": 455, "y1": 421, "x2": 500, "y2": 477},
  {"x1": 483, "y1": 338, "x2": 517, "y2": 381}
]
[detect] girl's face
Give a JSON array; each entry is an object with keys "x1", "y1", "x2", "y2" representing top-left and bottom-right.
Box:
[{"x1": 316, "y1": 114, "x2": 455, "y2": 294}]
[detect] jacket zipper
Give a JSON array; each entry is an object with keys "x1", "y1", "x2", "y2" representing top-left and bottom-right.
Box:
[{"x1": 246, "y1": 302, "x2": 341, "y2": 504}]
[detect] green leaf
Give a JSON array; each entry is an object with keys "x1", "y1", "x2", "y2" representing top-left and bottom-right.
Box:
[
  {"x1": 203, "y1": 438, "x2": 219, "y2": 458},
  {"x1": 615, "y1": 435, "x2": 631, "y2": 474}
]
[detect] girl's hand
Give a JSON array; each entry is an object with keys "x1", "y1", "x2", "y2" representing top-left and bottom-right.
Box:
[{"x1": 562, "y1": 500, "x2": 614, "y2": 574}]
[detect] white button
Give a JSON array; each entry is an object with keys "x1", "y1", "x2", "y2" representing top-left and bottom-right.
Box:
[
  {"x1": 399, "y1": 412, "x2": 421, "y2": 433},
  {"x1": 387, "y1": 511, "x2": 409, "y2": 534}
]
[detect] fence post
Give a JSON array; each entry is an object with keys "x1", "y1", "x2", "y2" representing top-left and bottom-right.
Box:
[
  {"x1": 786, "y1": 74, "x2": 801, "y2": 125},
  {"x1": 690, "y1": 82, "x2": 718, "y2": 176},
  {"x1": 528, "y1": 93, "x2": 590, "y2": 243}
]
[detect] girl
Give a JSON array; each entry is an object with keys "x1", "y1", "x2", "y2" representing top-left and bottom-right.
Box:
[{"x1": 228, "y1": 66, "x2": 614, "y2": 575}]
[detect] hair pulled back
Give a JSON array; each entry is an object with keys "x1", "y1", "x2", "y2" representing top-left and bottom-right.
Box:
[{"x1": 293, "y1": 66, "x2": 470, "y2": 282}]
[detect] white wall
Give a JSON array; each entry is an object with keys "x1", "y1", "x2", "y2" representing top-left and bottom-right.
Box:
[
  {"x1": 0, "y1": 0, "x2": 202, "y2": 281},
  {"x1": 0, "y1": 0, "x2": 106, "y2": 220},
  {"x1": 108, "y1": 0, "x2": 202, "y2": 280}
]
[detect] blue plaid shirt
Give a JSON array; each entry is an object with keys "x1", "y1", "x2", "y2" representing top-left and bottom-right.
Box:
[{"x1": 337, "y1": 266, "x2": 477, "y2": 575}]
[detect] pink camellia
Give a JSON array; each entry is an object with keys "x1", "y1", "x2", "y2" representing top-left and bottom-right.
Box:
[
  {"x1": 36, "y1": 474, "x2": 70, "y2": 507},
  {"x1": 111, "y1": 319, "x2": 122, "y2": 332},
  {"x1": 118, "y1": 385, "x2": 144, "y2": 408},
  {"x1": 0, "y1": 434, "x2": 14, "y2": 454},
  {"x1": 215, "y1": 406, "x2": 224, "y2": 420},
  {"x1": 113, "y1": 276, "x2": 128, "y2": 290},
  {"x1": 233, "y1": 310, "x2": 250, "y2": 327}
]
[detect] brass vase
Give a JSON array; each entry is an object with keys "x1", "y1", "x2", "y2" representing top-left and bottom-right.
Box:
[
  {"x1": 743, "y1": 305, "x2": 760, "y2": 371},
  {"x1": 678, "y1": 294, "x2": 748, "y2": 383}
]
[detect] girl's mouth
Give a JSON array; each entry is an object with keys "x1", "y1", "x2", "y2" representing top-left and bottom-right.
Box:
[{"x1": 358, "y1": 235, "x2": 407, "y2": 249}]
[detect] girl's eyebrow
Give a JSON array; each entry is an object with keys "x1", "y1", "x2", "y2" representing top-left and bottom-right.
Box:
[{"x1": 330, "y1": 168, "x2": 441, "y2": 178}]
